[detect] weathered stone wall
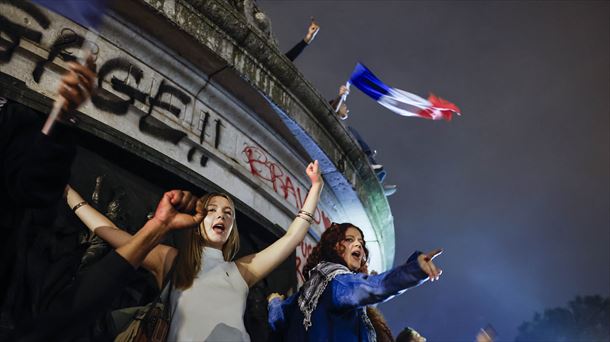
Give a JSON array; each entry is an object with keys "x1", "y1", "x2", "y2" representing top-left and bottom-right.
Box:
[
  {"x1": 117, "y1": 0, "x2": 396, "y2": 269},
  {"x1": 0, "y1": 0, "x2": 395, "y2": 271}
]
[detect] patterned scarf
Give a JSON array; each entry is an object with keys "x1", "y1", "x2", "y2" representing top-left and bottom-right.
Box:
[{"x1": 297, "y1": 261, "x2": 377, "y2": 342}]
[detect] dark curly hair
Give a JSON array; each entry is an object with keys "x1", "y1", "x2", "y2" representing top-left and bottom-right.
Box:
[
  {"x1": 367, "y1": 307, "x2": 395, "y2": 342},
  {"x1": 302, "y1": 222, "x2": 369, "y2": 280}
]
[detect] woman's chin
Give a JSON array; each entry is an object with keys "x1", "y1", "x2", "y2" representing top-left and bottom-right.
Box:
[{"x1": 206, "y1": 238, "x2": 225, "y2": 249}]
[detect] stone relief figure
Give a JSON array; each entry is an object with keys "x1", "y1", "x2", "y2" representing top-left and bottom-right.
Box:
[
  {"x1": 228, "y1": 0, "x2": 278, "y2": 46},
  {"x1": 79, "y1": 175, "x2": 127, "y2": 269}
]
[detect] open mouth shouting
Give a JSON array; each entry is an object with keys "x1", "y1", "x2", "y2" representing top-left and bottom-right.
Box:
[
  {"x1": 212, "y1": 222, "x2": 226, "y2": 235},
  {"x1": 350, "y1": 249, "x2": 362, "y2": 263}
]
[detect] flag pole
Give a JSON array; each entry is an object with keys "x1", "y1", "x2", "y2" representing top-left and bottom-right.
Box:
[{"x1": 334, "y1": 82, "x2": 351, "y2": 113}]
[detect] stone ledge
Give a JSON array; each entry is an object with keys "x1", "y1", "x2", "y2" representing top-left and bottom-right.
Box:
[{"x1": 111, "y1": 0, "x2": 395, "y2": 268}]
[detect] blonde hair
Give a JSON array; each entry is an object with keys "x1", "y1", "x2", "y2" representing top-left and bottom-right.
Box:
[{"x1": 173, "y1": 193, "x2": 240, "y2": 289}]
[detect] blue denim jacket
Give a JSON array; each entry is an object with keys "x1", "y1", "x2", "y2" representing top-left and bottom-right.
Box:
[{"x1": 268, "y1": 252, "x2": 428, "y2": 342}]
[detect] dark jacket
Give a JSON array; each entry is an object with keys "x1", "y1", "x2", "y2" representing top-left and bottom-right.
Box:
[
  {"x1": 0, "y1": 99, "x2": 135, "y2": 341},
  {"x1": 268, "y1": 253, "x2": 428, "y2": 342},
  {"x1": 0, "y1": 99, "x2": 77, "y2": 338}
]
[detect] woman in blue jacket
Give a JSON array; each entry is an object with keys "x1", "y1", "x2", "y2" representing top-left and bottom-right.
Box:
[{"x1": 268, "y1": 222, "x2": 442, "y2": 342}]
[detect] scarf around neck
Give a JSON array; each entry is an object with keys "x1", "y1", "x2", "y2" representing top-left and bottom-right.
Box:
[{"x1": 297, "y1": 261, "x2": 377, "y2": 342}]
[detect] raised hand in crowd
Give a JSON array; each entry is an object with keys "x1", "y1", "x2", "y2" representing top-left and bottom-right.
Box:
[
  {"x1": 57, "y1": 55, "x2": 96, "y2": 114},
  {"x1": 417, "y1": 248, "x2": 443, "y2": 281},
  {"x1": 285, "y1": 18, "x2": 320, "y2": 61},
  {"x1": 67, "y1": 186, "x2": 202, "y2": 270},
  {"x1": 152, "y1": 190, "x2": 203, "y2": 231},
  {"x1": 304, "y1": 18, "x2": 320, "y2": 44},
  {"x1": 267, "y1": 292, "x2": 285, "y2": 303},
  {"x1": 306, "y1": 159, "x2": 323, "y2": 187}
]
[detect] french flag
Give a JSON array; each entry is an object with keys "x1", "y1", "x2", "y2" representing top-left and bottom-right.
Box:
[{"x1": 348, "y1": 63, "x2": 461, "y2": 121}]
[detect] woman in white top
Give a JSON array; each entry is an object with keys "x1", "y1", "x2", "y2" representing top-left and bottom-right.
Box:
[{"x1": 66, "y1": 161, "x2": 323, "y2": 341}]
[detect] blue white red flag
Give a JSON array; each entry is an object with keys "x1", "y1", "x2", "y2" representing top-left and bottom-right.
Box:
[
  {"x1": 348, "y1": 63, "x2": 461, "y2": 121},
  {"x1": 32, "y1": 0, "x2": 107, "y2": 29}
]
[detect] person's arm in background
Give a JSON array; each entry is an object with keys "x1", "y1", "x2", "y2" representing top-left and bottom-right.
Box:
[
  {"x1": 18, "y1": 190, "x2": 203, "y2": 342},
  {"x1": 329, "y1": 85, "x2": 350, "y2": 119},
  {"x1": 113, "y1": 190, "x2": 203, "y2": 268},
  {"x1": 236, "y1": 161, "x2": 323, "y2": 287},
  {"x1": 285, "y1": 19, "x2": 320, "y2": 61},
  {"x1": 67, "y1": 186, "x2": 197, "y2": 288},
  {"x1": 332, "y1": 249, "x2": 443, "y2": 310},
  {"x1": 267, "y1": 292, "x2": 297, "y2": 333},
  {"x1": 1, "y1": 57, "x2": 96, "y2": 207}
]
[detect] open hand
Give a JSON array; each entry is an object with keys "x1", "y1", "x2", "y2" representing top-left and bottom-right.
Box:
[
  {"x1": 58, "y1": 55, "x2": 96, "y2": 113},
  {"x1": 306, "y1": 160, "x2": 323, "y2": 186},
  {"x1": 417, "y1": 248, "x2": 443, "y2": 282},
  {"x1": 153, "y1": 190, "x2": 204, "y2": 230}
]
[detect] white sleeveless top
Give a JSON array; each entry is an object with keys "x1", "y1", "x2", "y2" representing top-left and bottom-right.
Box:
[{"x1": 169, "y1": 247, "x2": 250, "y2": 341}]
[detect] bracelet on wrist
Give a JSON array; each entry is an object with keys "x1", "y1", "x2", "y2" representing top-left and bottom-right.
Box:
[
  {"x1": 296, "y1": 213, "x2": 314, "y2": 224},
  {"x1": 298, "y1": 210, "x2": 314, "y2": 219},
  {"x1": 72, "y1": 201, "x2": 88, "y2": 212}
]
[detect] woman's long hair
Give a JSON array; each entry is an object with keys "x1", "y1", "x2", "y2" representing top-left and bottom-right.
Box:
[
  {"x1": 367, "y1": 307, "x2": 395, "y2": 342},
  {"x1": 302, "y1": 222, "x2": 369, "y2": 281},
  {"x1": 303, "y1": 223, "x2": 390, "y2": 340},
  {"x1": 173, "y1": 193, "x2": 240, "y2": 289}
]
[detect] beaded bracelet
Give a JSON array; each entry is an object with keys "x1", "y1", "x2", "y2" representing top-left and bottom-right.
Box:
[{"x1": 72, "y1": 201, "x2": 88, "y2": 212}]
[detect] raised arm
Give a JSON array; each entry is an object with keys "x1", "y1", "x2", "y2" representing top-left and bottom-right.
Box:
[
  {"x1": 114, "y1": 190, "x2": 202, "y2": 269},
  {"x1": 236, "y1": 160, "x2": 324, "y2": 287},
  {"x1": 66, "y1": 186, "x2": 198, "y2": 287},
  {"x1": 67, "y1": 185, "x2": 155, "y2": 249},
  {"x1": 284, "y1": 19, "x2": 320, "y2": 61},
  {"x1": 1, "y1": 58, "x2": 95, "y2": 207},
  {"x1": 267, "y1": 292, "x2": 296, "y2": 333},
  {"x1": 332, "y1": 249, "x2": 443, "y2": 310}
]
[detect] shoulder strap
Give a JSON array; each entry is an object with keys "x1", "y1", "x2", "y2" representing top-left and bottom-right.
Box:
[{"x1": 145, "y1": 259, "x2": 176, "y2": 317}]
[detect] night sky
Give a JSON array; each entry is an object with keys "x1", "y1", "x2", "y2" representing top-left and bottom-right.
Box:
[{"x1": 257, "y1": 1, "x2": 609, "y2": 341}]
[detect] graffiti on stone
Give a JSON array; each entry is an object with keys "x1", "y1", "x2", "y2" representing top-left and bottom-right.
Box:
[
  {"x1": 241, "y1": 144, "x2": 333, "y2": 282},
  {"x1": 0, "y1": 1, "x2": 49, "y2": 62},
  {"x1": 33, "y1": 28, "x2": 85, "y2": 82},
  {"x1": 140, "y1": 79, "x2": 190, "y2": 144},
  {"x1": 242, "y1": 144, "x2": 332, "y2": 228},
  {"x1": 0, "y1": 2, "x2": 223, "y2": 170},
  {"x1": 0, "y1": 2, "x2": 349, "y2": 283},
  {"x1": 295, "y1": 240, "x2": 314, "y2": 284}
]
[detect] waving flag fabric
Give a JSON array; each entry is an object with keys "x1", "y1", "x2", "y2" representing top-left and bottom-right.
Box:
[
  {"x1": 348, "y1": 63, "x2": 461, "y2": 121},
  {"x1": 32, "y1": 0, "x2": 107, "y2": 29}
]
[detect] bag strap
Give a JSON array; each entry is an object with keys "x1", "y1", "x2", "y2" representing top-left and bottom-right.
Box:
[{"x1": 145, "y1": 258, "x2": 176, "y2": 319}]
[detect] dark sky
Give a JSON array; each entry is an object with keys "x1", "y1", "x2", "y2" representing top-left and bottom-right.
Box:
[{"x1": 258, "y1": 1, "x2": 609, "y2": 341}]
